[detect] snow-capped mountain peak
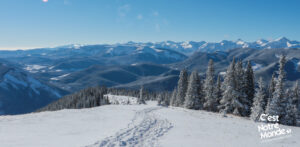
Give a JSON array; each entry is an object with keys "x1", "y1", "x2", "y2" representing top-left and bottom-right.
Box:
[
  {"x1": 256, "y1": 39, "x2": 268, "y2": 45},
  {"x1": 1, "y1": 38, "x2": 299, "y2": 58},
  {"x1": 275, "y1": 36, "x2": 290, "y2": 42},
  {"x1": 236, "y1": 39, "x2": 245, "y2": 45}
]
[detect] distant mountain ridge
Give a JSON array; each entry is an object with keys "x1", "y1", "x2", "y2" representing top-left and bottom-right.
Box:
[
  {"x1": 0, "y1": 37, "x2": 300, "y2": 115},
  {"x1": 0, "y1": 62, "x2": 65, "y2": 115},
  {"x1": 173, "y1": 48, "x2": 300, "y2": 87},
  {"x1": 1, "y1": 37, "x2": 299, "y2": 56}
]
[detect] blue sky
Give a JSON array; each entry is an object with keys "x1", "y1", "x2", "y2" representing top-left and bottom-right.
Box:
[{"x1": 0, "y1": 0, "x2": 299, "y2": 49}]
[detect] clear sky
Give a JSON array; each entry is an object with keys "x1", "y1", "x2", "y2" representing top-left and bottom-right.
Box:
[{"x1": 0, "y1": 0, "x2": 299, "y2": 50}]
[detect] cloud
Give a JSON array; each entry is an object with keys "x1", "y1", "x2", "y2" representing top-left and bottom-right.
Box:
[
  {"x1": 118, "y1": 4, "x2": 131, "y2": 17},
  {"x1": 137, "y1": 14, "x2": 143, "y2": 20}
]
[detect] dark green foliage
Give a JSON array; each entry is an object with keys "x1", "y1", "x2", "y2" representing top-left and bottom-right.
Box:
[{"x1": 37, "y1": 87, "x2": 109, "y2": 112}]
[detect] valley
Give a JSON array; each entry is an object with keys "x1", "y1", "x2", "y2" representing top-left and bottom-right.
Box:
[{"x1": 0, "y1": 38, "x2": 300, "y2": 115}]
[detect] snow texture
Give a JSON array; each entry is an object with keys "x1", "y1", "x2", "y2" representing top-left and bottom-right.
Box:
[
  {"x1": 24, "y1": 65, "x2": 47, "y2": 73},
  {"x1": 50, "y1": 74, "x2": 70, "y2": 81},
  {"x1": 1, "y1": 100, "x2": 300, "y2": 147},
  {"x1": 105, "y1": 94, "x2": 138, "y2": 105},
  {"x1": 88, "y1": 106, "x2": 172, "y2": 147}
]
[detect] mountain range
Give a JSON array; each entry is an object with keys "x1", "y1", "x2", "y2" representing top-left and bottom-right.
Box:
[
  {"x1": 0, "y1": 61, "x2": 65, "y2": 114},
  {"x1": 0, "y1": 37, "x2": 300, "y2": 115}
]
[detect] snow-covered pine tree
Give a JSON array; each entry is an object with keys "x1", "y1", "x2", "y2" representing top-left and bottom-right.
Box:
[
  {"x1": 215, "y1": 74, "x2": 222, "y2": 110},
  {"x1": 267, "y1": 73, "x2": 276, "y2": 107},
  {"x1": 138, "y1": 85, "x2": 146, "y2": 104},
  {"x1": 163, "y1": 92, "x2": 170, "y2": 106},
  {"x1": 265, "y1": 73, "x2": 276, "y2": 111},
  {"x1": 292, "y1": 80, "x2": 299, "y2": 110},
  {"x1": 184, "y1": 71, "x2": 202, "y2": 109},
  {"x1": 157, "y1": 93, "x2": 163, "y2": 105},
  {"x1": 196, "y1": 74, "x2": 204, "y2": 109},
  {"x1": 245, "y1": 60, "x2": 255, "y2": 114},
  {"x1": 234, "y1": 61, "x2": 249, "y2": 116},
  {"x1": 292, "y1": 81, "x2": 300, "y2": 125},
  {"x1": 175, "y1": 69, "x2": 188, "y2": 107},
  {"x1": 170, "y1": 88, "x2": 177, "y2": 106},
  {"x1": 203, "y1": 59, "x2": 218, "y2": 111},
  {"x1": 250, "y1": 77, "x2": 266, "y2": 121},
  {"x1": 265, "y1": 55, "x2": 286, "y2": 121},
  {"x1": 219, "y1": 57, "x2": 242, "y2": 116},
  {"x1": 268, "y1": 73, "x2": 276, "y2": 97},
  {"x1": 282, "y1": 89, "x2": 297, "y2": 126}
]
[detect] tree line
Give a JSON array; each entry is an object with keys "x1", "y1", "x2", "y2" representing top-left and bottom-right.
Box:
[
  {"x1": 38, "y1": 87, "x2": 155, "y2": 112},
  {"x1": 162, "y1": 55, "x2": 299, "y2": 126},
  {"x1": 38, "y1": 55, "x2": 300, "y2": 127}
]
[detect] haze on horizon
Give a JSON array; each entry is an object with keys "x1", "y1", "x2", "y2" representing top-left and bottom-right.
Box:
[{"x1": 0, "y1": 0, "x2": 299, "y2": 50}]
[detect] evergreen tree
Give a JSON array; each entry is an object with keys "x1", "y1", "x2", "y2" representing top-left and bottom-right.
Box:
[
  {"x1": 163, "y1": 92, "x2": 171, "y2": 106},
  {"x1": 215, "y1": 74, "x2": 222, "y2": 110},
  {"x1": 267, "y1": 72, "x2": 276, "y2": 109},
  {"x1": 234, "y1": 61, "x2": 249, "y2": 116},
  {"x1": 196, "y1": 74, "x2": 204, "y2": 109},
  {"x1": 157, "y1": 93, "x2": 163, "y2": 105},
  {"x1": 266, "y1": 55, "x2": 286, "y2": 120},
  {"x1": 292, "y1": 80, "x2": 299, "y2": 110},
  {"x1": 292, "y1": 81, "x2": 300, "y2": 125},
  {"x1": 203, "y1": 59, "x2": 218, "y2": 111},
  {"x1": 219, "y1": 57, "x2": 242, "y2": 116},
  {"x1": 184, "y1": 71, "x2": 202, "y2": 109},
  {"x1": 138, "y1": 85, "x2": 146, "y2": 104},
  {"x1": 282, "y1": 89, "x2": 297, "y2": 126},
  {"x1": 175, "y1": 69, "x2": 188, "y2": 107},
  {"x1": 250, "y1": 77, "x2": 266, "y2": 121},
  {"x1": 268, "y1": 73, "x2": 276, "y2": 98},
  {"x1": 245, "y1": 60, "x2": 255, "y2": 114},
  {"x1": 170, "y1": 88, "x2": 177, "y2": 106}
]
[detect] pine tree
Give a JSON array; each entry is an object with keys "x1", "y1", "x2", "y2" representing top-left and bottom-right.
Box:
[
  {"x1": 157, "y1": 93, "x2": 163, "y2": 105},
  {"x1": 196, "y1": 74, "x2": 204, "y2": 109},
  {"x1": 292, "y1": 81, "x2": 300, "y2": 125},
  {"x1": 175, "y1": 69, "x2": 188, "y2": 107},
  {"x1": 267, "y1": 72, "x2": 276, "y2": 104},
  {"x1": 203, "y1": 59, "x2": 218, "y2": 111},
  {"x1": 250, "y1": 77, "x2": 266, "y2": 121},
  {"x1": 138, "y1": 85, "x2": 146, "y2": 104},
  {"x1": 245, "y1": 60, "x2": 255, "y2": 114},
  {"x1": 266, "y1": 55, "x2": 286, "y2": 120},
  {"x1": 170, "y1": 88, "x2": 177, "y2": 106},
  {"x1": 266, "y1": 72, "x2": 276, "y2": 109},
  {"x1": 163, "y1": 92, "x2": 170, "y2": 106},
  {"x1": 219, "y1": 57, "x2": 242, "y2": 115},
  {"x1": 234, "y1": 61, "x2": 249, "y2": 116},
  {"x1": 215, "y1": 75, "x2": 222, "y2": 110},
  {"x1": 268, "y1": 73, "x2": 276, "y2": 98},
  {"x1": 282, "y1": 89, "x2": 297, "y2": 126},
  {"x1": 292, "y1": 80, "x2": 299, "y2": 110},
  {"x1": 184, "y1": 71, "x2": 202, "y2": 109}
]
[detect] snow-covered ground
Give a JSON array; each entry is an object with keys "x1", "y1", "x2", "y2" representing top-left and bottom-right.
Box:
[
  {"x1": 1, "y1": 98, "x2": 300, "y2": 147},
  {"x1": 105, "y1": 94, "x2": 138, "y2": 105}
]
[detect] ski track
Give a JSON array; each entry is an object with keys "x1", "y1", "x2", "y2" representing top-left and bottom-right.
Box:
[{"x1": 87, "y1": 106, "x2": 173, "y2": 147}]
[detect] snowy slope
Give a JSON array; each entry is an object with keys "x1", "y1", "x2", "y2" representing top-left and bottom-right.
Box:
[
  {"x1": 0, "y1": 63, "x2": 62, "y2": 115},
  {"x1": 1, "y1": 100, "x2": 300, "y2": 147}
]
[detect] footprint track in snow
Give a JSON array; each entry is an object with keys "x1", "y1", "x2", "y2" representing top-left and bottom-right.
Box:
[{"x1": 87, "y1": 107, "x2": 173, "y2": 147}]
